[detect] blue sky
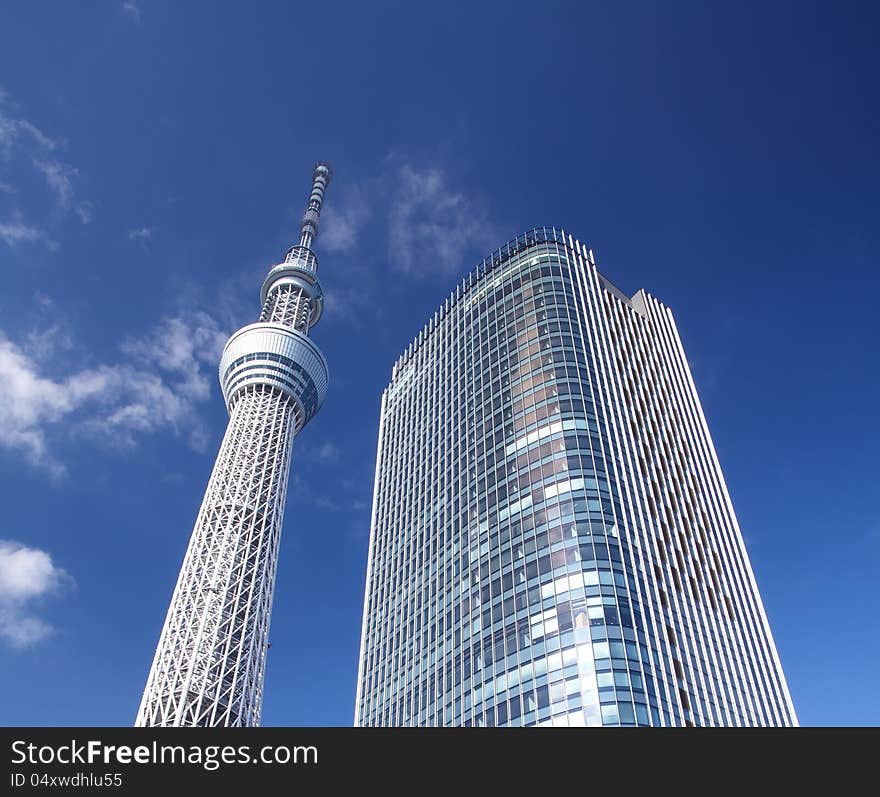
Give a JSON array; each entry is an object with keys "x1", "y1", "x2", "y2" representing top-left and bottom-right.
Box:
[{"x1": 0, "y1": 1, "x2": 877, "y2": 727}]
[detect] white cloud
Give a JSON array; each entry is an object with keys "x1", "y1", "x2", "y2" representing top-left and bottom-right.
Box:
[
  {"x1": 320, "y1": 188, "x2": 370, "y2": 253},
  {"x1": 0, "y1": 337, "x2": 75, "y2": 479},
  {"x1": 22, "y1": 295, "x2": 75, "y2": 362},
  {"x1": 0, "y1": 213, "x2": 45, "y2": 246},
  {"x1": 0, "y1": 309, "x2": 229, "y2": 477},
  {"x1": 122, "y1": 1, "x2": 142, "y2": 23},
  {"x1": 322, "y1": 286, "x2": 366, "y2": 324},
  {"x1": 388, "y1": 164, "x2": 496, "y2": 276},
  {"x1": 24, "y1": 324, "x2": 75, "y2": 362},
  {"x1": 31, "y1": 157, "x2": 77, "y2": 210},
  {"x1": 90, "y1": 312, "x2": 227, "y2": 451},
  {"x1": 123, "y1": 312, "x2": 226, "y2": 376},
  {"x1": 315, "y1": 441, "x2": 339, "y2": 462},
  {"x1": 0, "y1": 540, "x2": 70, "y2": 649},
  {"x1": 33, "y1": 291, "x2": 53, "y2": 309},
  {"x1": 0, "y1": 88, "x2": 91, "y2": 245},
  {"x1": 128, "y1": 226, "x2": 152, "y2": 241},
  {"x1": 75, "y1": 202, "x2": 94, "y2": 224},
  {"x1": 13, "y1": 119, "x2": 60, "y2": 153},
  {"x1": 0, "y1": 541, "x2": 66, "y2": 601},
  {"x1": 318, "y1": 162, "x2": 499, "y2": 325}
]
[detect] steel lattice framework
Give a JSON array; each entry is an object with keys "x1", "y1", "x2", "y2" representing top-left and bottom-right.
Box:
[{"x1": 136, "y1": 164, "x2": 332, "y2": 727}]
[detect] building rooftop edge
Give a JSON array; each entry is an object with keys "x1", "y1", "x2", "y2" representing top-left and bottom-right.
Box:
[{"x1": 387, "y1": 226, "x2": 647, "y2": 386}]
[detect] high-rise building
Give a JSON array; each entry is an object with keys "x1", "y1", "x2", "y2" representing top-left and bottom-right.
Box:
[
  {"x1": 136, "y1": 164, "x2": 332, "y2": 727},
  {"x1": 355, "y1": 227, "x2": 796, "y2": 727}
]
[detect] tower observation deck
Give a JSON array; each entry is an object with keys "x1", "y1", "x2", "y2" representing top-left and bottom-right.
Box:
[{"x1": 136, "y1": 164, "x2": 332, "y2": 727}]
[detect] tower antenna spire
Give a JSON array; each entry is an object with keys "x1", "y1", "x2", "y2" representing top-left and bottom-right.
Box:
[{"x1": 298, "y1": 162, "x2": 332, "y2": 250}]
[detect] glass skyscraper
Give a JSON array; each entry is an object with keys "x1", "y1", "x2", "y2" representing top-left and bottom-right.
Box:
[{"x1": 354, "y1": 228, "x2": 796, "y2": 727}]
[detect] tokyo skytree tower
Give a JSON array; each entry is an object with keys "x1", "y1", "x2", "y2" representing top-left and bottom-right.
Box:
[{"x1": 136, "y1": 164, "x2": 332, "y2": 727}]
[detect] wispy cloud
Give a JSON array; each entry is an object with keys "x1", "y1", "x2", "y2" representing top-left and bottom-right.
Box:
[
  {"x1": 0, "y1": 212, "x2": 45, "y2": 246},
  {"x1": 0, "y1": 87, "x2": 91, "y2": 246},
  {"x1": 0, "y1": 308, "x2": 228, "y2": 479},
  {"x1": 0, "y1": 540, "x2": 71, "y2": 649},
  {"x1": 122, "y1": 1, "x2": 142, "y2": 23},
  {"x1": 128, "y1": 226, "x2": 152, "y2": 242},
  {"x1": 21, "y1": 293, "x2": 76, "y2": 363},
  {"x1": 315, "y1": 441, "x2": 339, "y2": 462},
  {"x1": 24, "y1": 325, "x2": 74, "y2": 363},
  {"x1": 318, "y1": 160, "x2": 499, "y2": 326},
  {"x1": 322, "y1": 283, "x2": 374, "y2": 326},
  {"x1": 388, "y1": 164, "x2": 497, "y2": 276},
  {"x1": 74, "y1": 202, "x2": 94, "y2": 224},
  {"x1": 31, "y1": 157, "x2": 77, "y2": 211},
  {"x1": 320, "y1": 187, "x2": 370, "y2": 253}
]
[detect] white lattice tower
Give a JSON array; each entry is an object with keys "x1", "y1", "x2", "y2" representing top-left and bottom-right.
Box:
[{"x1": 135, "y1": 164, "x2": 332, "y2": 727}]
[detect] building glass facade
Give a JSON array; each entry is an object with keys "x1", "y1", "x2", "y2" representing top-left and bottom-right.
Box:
[{"x1": 354, "y1": 228, "x2": 796, "y2": 727}]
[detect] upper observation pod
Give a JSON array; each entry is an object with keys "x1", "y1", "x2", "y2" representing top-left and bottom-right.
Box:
[{"x1": 220, "y1": 162, "x2": 333, "y2": 425}]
